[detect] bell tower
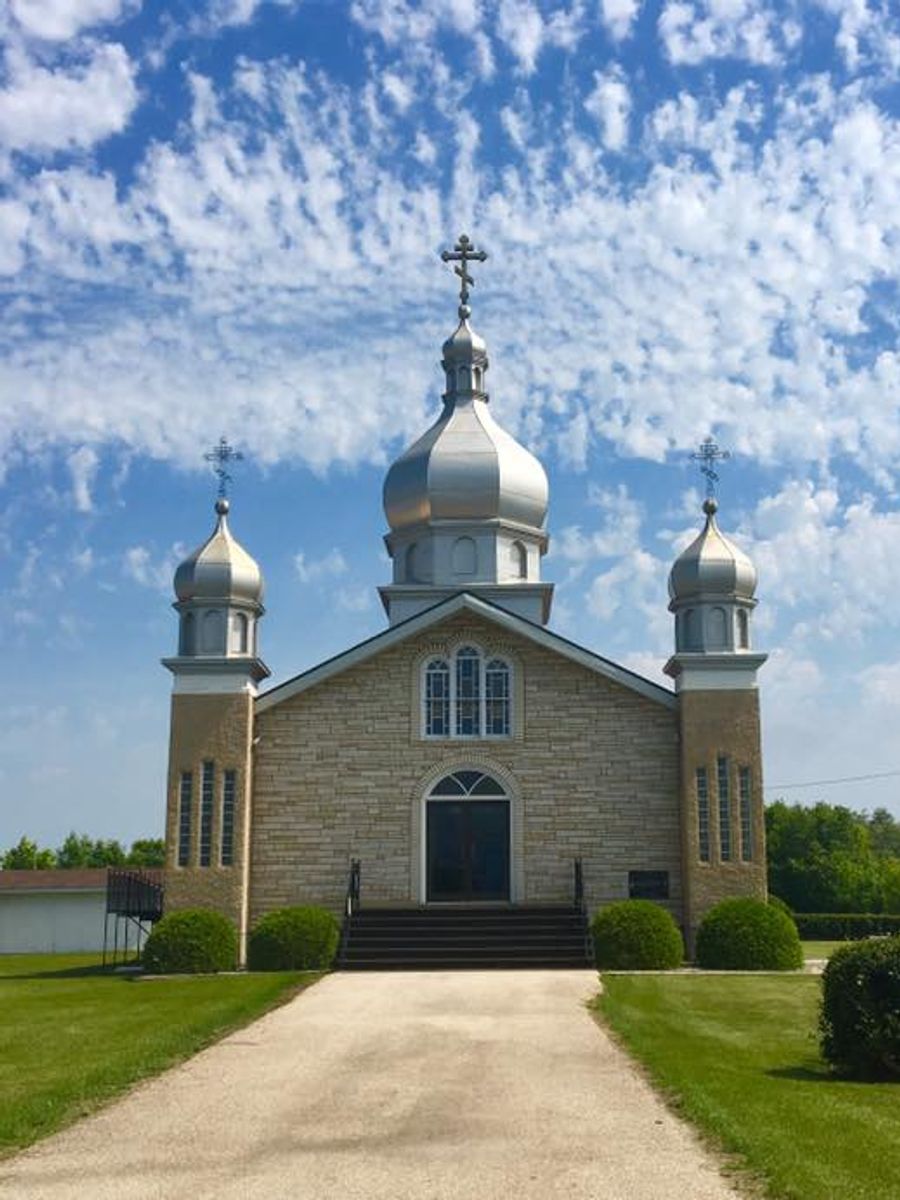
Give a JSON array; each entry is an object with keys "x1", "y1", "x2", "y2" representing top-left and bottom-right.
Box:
[
  {"x1": 664, "y1": 440, "x2": 768, "y2": 948},
  {"x1": 161, "y1": 440, "x2": 268, "y2": 961}
]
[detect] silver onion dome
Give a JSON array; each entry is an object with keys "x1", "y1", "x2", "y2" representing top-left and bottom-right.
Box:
[
  {"x1": 174, "y1": 498, "x2": 264, "y2": 605},
  {"x1": 383, "y1": 317, "x2": 549, "y2": 534},
  {"x1": 668, "y1": 498, "x2": 757, "y2": 601}
]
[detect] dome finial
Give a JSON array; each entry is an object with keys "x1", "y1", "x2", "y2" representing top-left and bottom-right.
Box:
[
  {"x1": 205, "y1": 435, "x2": 244, "y2": 505},
  {"x1": 691, "y1": 436, "x2": 731, "y2": 508},
  {"x1": 441, "y1": 233, "x2": 488, "y2": 320}
]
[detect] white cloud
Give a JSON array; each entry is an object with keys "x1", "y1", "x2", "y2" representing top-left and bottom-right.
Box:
[
  {"x1": 0, "y1": 42, "x2": 138, "y2": 154},
  {"x1": 658, "y1": 0, "x2": 798, "y2": 66},
  {"x1": 294, "y1": 548, "x2": 348, "y2": 584},
  {"x1": 584, "y1": 67, "x2": 631, "y2": 151},
  {"x1": 382, "y1": 71, "x2": 413, "y2": 112},
  {"x1": 123, "y1": 544, "x2": 184, "y2": 592},
  {"x1": 496, "y1": 0, "x2": 544, "y2": 74},
  {"x1": 67, "y1": 446, "x2": 98, "y2": 513},
  {"x1": 857, "y1": 660, "x2": 900, "y2": 709},
  {"x1": 10, "y1": 0, "x2": 139, "y2": 41},
  {"x1": 600, "y1": 0, "x2": 640, "y2": 41}
]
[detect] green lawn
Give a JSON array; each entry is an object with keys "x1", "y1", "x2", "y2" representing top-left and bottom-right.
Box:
[
  {"x1": 597, "y1": 975, "x2": 900, "y2": 1200},
  {"x1": 801, "y1": 940, "x2": 846, "y2": 959},
  {"x1": 0, "y1": 953, "x2": 317, "y2": 1157}
]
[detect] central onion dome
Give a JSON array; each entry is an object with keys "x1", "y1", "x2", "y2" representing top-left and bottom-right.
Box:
[
  {"x1": 668, "y1": 498, "x2": 757, "y2": 601},
  {"x1": 383, "y1": 318, "x2": 549, "y2": 533},
  {"x1": 174, "y1": 498, "x2": 264, "y2": 605}
]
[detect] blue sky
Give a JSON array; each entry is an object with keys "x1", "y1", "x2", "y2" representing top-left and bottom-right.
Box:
[{"x1": 2, "y1": 0, "x2": 900, "y2": 848}]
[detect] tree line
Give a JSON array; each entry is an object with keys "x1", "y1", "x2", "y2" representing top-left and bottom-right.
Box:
[
  {"x1": 766, "y1": 802, "x2": 900, "y2": 913},
  {"x1": 1, "y1": 833, "x2": 165, "y2": 870}
]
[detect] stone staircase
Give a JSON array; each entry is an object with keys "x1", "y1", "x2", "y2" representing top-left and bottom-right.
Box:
[{"x1": 338, "y1": 905, "x2": 593, "y2": 971}]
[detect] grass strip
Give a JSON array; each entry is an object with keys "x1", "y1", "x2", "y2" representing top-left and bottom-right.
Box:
[
  {"x1": 0, "y1": 953, "x2": 318, "y2": 1158},
  {"x1": 596, "y1": 974, "x2": 900, "y2": 1200}
]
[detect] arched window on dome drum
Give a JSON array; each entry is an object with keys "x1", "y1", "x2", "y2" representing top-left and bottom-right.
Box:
[
  {"x1": 458, "y1": 366, "x2": 471, "y2": 391},
  {"x1": 474, "y1": 366, "x2": 483, "y2": 390},
  {"x1": 425, "y1": 659, "x2": 450, "y2": 737},
  {"x1": 201, "y1": 610, "x2": 222, "y2": 654},
  {"x1": 510, "y1": 540, "x2": 527, "y2": 579},
  {"x1": 180, "y1": 612, "x2": 195, "y2": 656},
  {"x1": 452, "y1": 537, "x2": 477, "y2": 576},
  {"x1": 737, "y1": 609, "x2": 749, "y2": 649},
  {"x1": 684, "y1": 609, "x2": 699, "y2": 650},
  {"x1": 708, "y1": 607, "x2": 728, "y2": 650},
  {"x1": 231, "y1": 612, "x2": 249, "y2": 654},
  {"x1": 455, "y1": 646, "x2": 481, "y2": 736},
  {"x1": 405, "y1": 543, "x2": 418, "y2": 583},
  {"x1": 485, "y1": 659, "x2": 511, "y2": 736}
]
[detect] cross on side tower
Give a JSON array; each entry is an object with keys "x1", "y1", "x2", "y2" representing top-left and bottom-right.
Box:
[
  {"x1": 691, "y1": 436, "x2": 731, "y2": 500},
  {"x1": 441, "y1": 234, "x2": 488, "y2": 317},
  {"x1": 205, "y1": 436, "x2": 244, "y2": 500}
]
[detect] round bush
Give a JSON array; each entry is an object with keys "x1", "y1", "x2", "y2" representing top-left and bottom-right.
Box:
[
  {"x1": 819, "y1": 937, "x2": 900, "y2": 1079},
  {"x1": 696, "y1": 897, "x2": 803, "y2": 970},
  {"x1": 767, "y1": 894, "x2": 794, "y2": 920},
  {"x1": 247, "y1": 906, "x2": 340, "y2": 971},
  {"x1": 143, "y1": 908, "x2": 237, "y2": 974},
  {"x1": 590, "y1": 900, "x2": 684, "y2": 970}
]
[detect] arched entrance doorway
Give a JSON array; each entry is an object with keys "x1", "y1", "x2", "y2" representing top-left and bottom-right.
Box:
[{"x1": 425, "y1": 770, "x2": 510, "y2": 902}]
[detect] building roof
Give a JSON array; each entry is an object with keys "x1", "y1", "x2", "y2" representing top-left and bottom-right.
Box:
[
  {"x1": 256, "y1": 591, "x2": 677, "y2": 713},
  {"x1": 0, "y1": 869, "x2": 109, "y2": 892}
]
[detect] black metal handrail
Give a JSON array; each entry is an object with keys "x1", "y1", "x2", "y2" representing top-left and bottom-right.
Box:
[
  {"x1": 574, "y1": 857, "x2": 595, "y2": 966},
  {"x1": 338, "y1": 859, "x2": 360, "y2": 967}
]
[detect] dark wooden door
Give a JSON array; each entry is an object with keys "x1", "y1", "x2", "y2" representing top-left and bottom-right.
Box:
[{"x1": 426, "y1": 800, "x2": 510, "y2": 901}]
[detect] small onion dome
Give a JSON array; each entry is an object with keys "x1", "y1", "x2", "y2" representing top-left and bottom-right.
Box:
[
  {"x1": 442, "y1": 312, "x2": 487, "y2": 361},
  {"x1": 668, "y1": 499, "x2": 757, "y2": 602},
  {"x1": 383, "y1": 395, "x2": 549, "y2": 532},
  {"x1": 174, "y1": 499, "x2": 264, "y2": 605}
]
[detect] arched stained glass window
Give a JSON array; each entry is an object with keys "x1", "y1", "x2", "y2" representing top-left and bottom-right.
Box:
[
  {"x1": 485, "y1": 659, "x2": 511, "y2": 736},
  {"x1": 430, "y1": 771, "x2": 507, "y2": 797},
  {"x1": 425, "y1": 658, "x2": 450, "y2": 737},
  {"x1": 422, "y1": 647, "x2": 513, "y2": 739},
  {"x1": 455, "y1": 646, "x2": 481, "y2": 736}
]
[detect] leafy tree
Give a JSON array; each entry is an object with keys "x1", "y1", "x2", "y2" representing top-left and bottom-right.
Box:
[
  {"x1": 127, "y1": 838, "x2": 165, "y2": 867},
  {"x1": 1, "y1": 836, "x2": 55, "y2": 870},
  {"x1": 56, "y1": 832, "x2": 127, "y2": 868},
  {"x1": 866, "y1": 808, "x2": 900, "y2": 859}
]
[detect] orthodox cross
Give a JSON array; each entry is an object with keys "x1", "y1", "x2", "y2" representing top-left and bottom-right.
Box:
[
  {"x1": 441, "y1": 234, "x2": 488, "y2": 315},
  {"x1": 691, "y1": 436, "x2": 731, "y2": 500},
  {"x1": 205, "y1": 436, "x2": 243, "y2": 499}
]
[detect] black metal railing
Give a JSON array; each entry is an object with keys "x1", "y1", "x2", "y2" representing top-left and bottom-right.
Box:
[
  {"x1": 574, "y1": 857, "x2": 595, "y2": 966},
  {"x1": 103, "y1": 868, "x2": 165, "y2": 967},
  {"x1": 338, "y1": 859, "x2": 361, "y2": 968}
]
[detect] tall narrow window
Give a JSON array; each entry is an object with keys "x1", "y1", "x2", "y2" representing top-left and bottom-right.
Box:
[
  {"x1": 180, "y1": 612, "x2": 195, "y2": 655},
  {"x1": 696, "y1": 766, "x2": 710, "y2": 863},
  {"x1": 485, "y1": 659, "x2": 511, "y2": 736},
  {"x1": 455, "y1": 646, "x2": 481, "y2": 736},
  {"x1": 178, "y1": 772, "x2": 192, "y2": 867},
  {"x1": 199, "y1": 760, "x2": 214, "y2": 867},
  {"x1": 717, "y1": 755, "x2": 732, "y2": 862},
  {"x1": 510, "y1": 541, "x2": 527, "y2": 579},
  {"x1": 452, "y1": 537, "x2": 477, "y2": 576},
  {"x1": 737, "y1": 609, "x2": 749, "y2": 648},
  {"x1": 739, "y1": 766, "x2": 753, "y2": 861},
  {"x1": 232, "y1": 612, "x2": 248, "y2": 654},
  {"x1": 221, "y1": 769, "x2": 236, "y2": 867},
  {"x1": 425, "y1": 658, "x2": 450, "y2": 737}
]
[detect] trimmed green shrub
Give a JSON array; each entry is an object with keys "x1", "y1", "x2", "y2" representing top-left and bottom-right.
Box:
[
  {"x1": 590, "y1": 900, "x2": 684, "y2": 970},
  {"x1": 768, "y1": 894, "x2": 794, "y2": 919},
  {"x1": 143, "y1": 908, "x2": 237, "y2": 974},
  {"x1": 247, "y1": 906, "x2": 340, "y2": 971},
  {"x1": 794, "y1": 913, "x2": 900, "y2": 941},
  {"x1": 819, "y1": 936, "x2": 900, "y2": 1078},
  {"x1": 696, "y1": 897, "x2": 803, "y2": 970}
]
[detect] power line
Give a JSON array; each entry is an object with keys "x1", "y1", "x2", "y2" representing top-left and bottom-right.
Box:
[{"x1": 765, "y1": 768, "x2": 900, "y2": 792}]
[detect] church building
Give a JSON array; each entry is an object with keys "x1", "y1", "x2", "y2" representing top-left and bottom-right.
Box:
[{"x1": 161, "y1": 237, "x2": 768, "y2": 965}]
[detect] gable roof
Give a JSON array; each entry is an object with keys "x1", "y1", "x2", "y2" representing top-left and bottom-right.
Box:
[{"x1": 255, "y1": 592, "x2": 677, "y2": 713}]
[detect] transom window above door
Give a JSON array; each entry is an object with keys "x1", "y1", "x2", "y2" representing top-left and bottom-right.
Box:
[
  {"x1": 423, "y1": 646, "x2": 512, "y2": 738},
  {"x1": 429, "y1": 770, "x2": 507, "y2": 796}
]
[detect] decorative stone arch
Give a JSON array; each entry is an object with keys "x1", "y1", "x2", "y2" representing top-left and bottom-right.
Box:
[{"x1": 409, "y1": 756, "x2": 524, "y2": 904}]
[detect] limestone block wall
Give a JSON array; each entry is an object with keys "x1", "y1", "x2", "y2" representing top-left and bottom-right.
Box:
[
  {"x1": 677, "y1": 689, "x2": 767, "y2": 945},
  {"x1": 163, "y1": 692, "x2": 253, "y2": 956},
  {"x1": 250, "y1": 611, "x2": 683, "y2": 926}
]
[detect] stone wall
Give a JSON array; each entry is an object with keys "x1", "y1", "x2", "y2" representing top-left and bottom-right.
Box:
[
  {"x1": 163, "y1": 692, "x2": 253, "y2": 957},
  {"x1": 251, "y1": 611, "x2": 683, "y2": 926},
  {"x1": 677, "y1": 688, "x2": 767, "y2": 947}
]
